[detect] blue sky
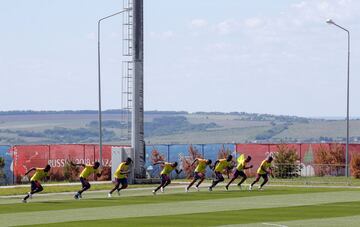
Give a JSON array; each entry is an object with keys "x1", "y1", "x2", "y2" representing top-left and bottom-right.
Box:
[{"x1": 1, "y1": 0, "x2": 359, "y2": 117}]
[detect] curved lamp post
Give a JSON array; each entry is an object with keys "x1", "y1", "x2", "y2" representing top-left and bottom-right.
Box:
[
  {"x1": 326, "y1": 19, "x2": 350, "y2": 177},
  {"x1": 98, "y1": 9, "x2": 131, "y2": 166}
]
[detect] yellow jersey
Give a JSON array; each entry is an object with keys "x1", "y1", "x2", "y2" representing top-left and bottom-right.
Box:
[
  {"x1": 214, "y1": 159, "x2": 230, "y2": 172},
  {"x1": 80, "y1": 165, "x2": 98, "y2": 178},
  {"x1": 30, "y1": 168, "x2": 48, "y2": 182},
  {"x1": 257, "y1": 160, "x2": 272, "y2": 174},
  {"x1": 160, "y1": 162, "x2": 175, "y2": 175},
  {"x1": 114, "y1": 162, "x2": 129, "y2": 179},
  {"x1": 236, "y1": 159, "x2": 246, "y2": 171},
  {"x1": 194, "y1": 159, "x2": 207, "y2": 173}
]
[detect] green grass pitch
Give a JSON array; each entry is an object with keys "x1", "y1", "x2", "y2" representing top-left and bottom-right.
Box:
[{"x1": 1, "y1": 185, "x2": 360, "y2": 226}]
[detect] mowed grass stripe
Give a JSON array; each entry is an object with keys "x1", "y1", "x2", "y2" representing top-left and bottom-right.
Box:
[
  {"x1": 20, "y1": 201, "x2": 360, "y2": 227},
  {"x1": 0, "y1": 187, "x2": 351, "y2": 213},
  {"x1": 2, "y1": 191, "x2": 360, "y2": 226},
  {"x1": 221, "y1": 214, "x2": 360, "y2": 227}
]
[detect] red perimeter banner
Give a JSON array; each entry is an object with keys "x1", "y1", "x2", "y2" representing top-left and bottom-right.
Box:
[{"x1": 11, "y1": 144, "x2": 115, "y2": 182}]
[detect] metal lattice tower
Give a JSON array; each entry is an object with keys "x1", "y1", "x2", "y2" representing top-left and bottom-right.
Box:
[
  {"x1": 121, "y1": 0, "x2": 145, "y2": 178},
  {"x1": 121, "y1": 0, "x2": 133, "y2": 141}
]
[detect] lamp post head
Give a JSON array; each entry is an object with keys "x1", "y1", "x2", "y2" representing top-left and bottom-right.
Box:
[{"x1": 326, "y1": 19, "x2": 335, "y2": 25}]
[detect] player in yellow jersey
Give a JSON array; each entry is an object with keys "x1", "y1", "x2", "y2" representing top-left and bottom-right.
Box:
[
  {"x1": 71, "y1": 161, "x2": 101, "y2": 199},
  {"x1": 22, "y1": 164, "x2": 51, "y2": 203},
  {"x1": 152, "y1": 161, "x2": 182, "y2": 195},
  {"x1": 225, "y1": 155, "x2": 253, "y2": 190},
  {"x1": 185, "y1": 158, "x2": 212, "y2": 192},
  {"x1": 249, "y1": 156, "x2": 273, "y2": 191},
  {"x1": 108, "y1": 157, "x2": 132, "y2": 198},
  {"x1": 208, "y1": 155, "x2": 233, "y2": 191}
]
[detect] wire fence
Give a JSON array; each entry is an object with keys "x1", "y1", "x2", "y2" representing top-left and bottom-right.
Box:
[{"x1": 1, "y1": 143, "x2": 360, "y2": 186}]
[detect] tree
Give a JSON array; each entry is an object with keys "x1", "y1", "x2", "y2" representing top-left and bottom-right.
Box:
[
  {"x1": 314, "y1": 144, "x2": 345, "y2": 176},
  {"x1": 63, "y1": 160, "x2": 80, "y2": 182},
  {"x1": 179, "y1": 145, "x2": 202, "y2": 178},
  {"x1": 273, "y1": 144, "x2": 301, "y2": 178},
  {"x1": 350, "y1": 153, "x2": 360, "y2": 179},
  {"x1": 0, "y1": 157, "x2": 5, "y2": 184}
]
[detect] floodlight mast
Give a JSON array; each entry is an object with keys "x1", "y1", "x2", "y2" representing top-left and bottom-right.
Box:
[
  {"x1": 326, "y1": 19, "x2": 350, "y2": 177},
  {"x1": 131, "y1": 0, "x2": 146, "y2": 179}
]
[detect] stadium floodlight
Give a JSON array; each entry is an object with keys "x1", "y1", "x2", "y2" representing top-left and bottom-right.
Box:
[
  {"x1": 326, "y1": 19, "x2": 351, "y2": 177},
  {"x1": 97, "y1": 8, "x2": 131, "y2": 166}
]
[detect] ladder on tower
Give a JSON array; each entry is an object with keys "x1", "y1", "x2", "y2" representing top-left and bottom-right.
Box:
[{"x1": 121, "y1": 0, "x2": 133, "y2": 141}]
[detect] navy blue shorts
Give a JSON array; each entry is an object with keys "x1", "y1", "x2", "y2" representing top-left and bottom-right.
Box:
[
  {"x1": 31, "y1": 181, "x2": 42, "y2": 191},
  {"x1": 160, "y1": 174, "x2": 170, "y2": 184},
  {"x1": 214, "y1": 171, "x2": 224, "y2": 181},
  {"x1": 115, "y1": 178, "x2": 128, "y2": 185},
  {"x1": 255, "y1": 173, "x2": 268, "y2": 181},
  {"x1": 80, "y1": 177, "x2": 90, "y2": 188},
  {"x1": 233, "y1": 169, "x2": 246, "y2": 178},
  {"x1": 194, "y1": 172, "x2": 205, "y2": 180}
]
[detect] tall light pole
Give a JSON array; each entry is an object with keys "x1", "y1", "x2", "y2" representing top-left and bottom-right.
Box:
[
  {"x1": 98, "y1": 9, "x2": 131, "y2": 166},
  {"x1": 326, "y1": 19, "x2": 350, "y2": 177}
]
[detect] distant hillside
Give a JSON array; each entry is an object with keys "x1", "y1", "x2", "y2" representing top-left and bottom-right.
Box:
[{"x1": 0, "y1": 110, "x2": 360, "y2": 145}]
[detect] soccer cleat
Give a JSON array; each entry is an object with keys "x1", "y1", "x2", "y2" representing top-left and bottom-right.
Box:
[
  {"x1": 160, "y1": 187, "x2": 164, "y2": 193},
  {"x1": 185, "y1": 187, "x2": 189, "y2": 193},
  {"x1": 225, "y1": 185, "x2": 229, "y2": 191},
  {"x1": 195, "y1": 186, "x2": 200, "y2": 192},
  {"x1": 22, "y1": 199, "x2": 27, "y2": 203},
  {"x1": 152, "y1": 190, "x2": 156, "y2": 195},
  {"x1": 248, "y1": 185, "x2": 253, "y2": 191},
  {"x1": 208, "y1": 187, "x2": 212, "y2": 192},
  {"x1": 107, "y1": 193, "x2": 112, "y2": 198},
  {"x1": 74, "y1": 194, "x2": 79, "y2": 200},
  {"x1": 78, "y1": 193, "x2": 82, "y2": 199},
  {"x1": 28, "y1": 192, "x2": 32, "y2": 199},
  {"x1": 117, "y1": 190, "x2": 121, "y2": 196},
  {"x1": 258, "y1": 186, "x2": 263, "y2": 191}
]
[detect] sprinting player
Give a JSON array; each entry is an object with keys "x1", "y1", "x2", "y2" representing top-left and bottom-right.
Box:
[
  {"x1": 208, "y1": 155, "x2": 233, "y2": 191},
  {"x1": 108, "y1": 157, "x2": 132, "y2": 198},
  {"x1": 185, "y1": 158, "x2": 212, "y2": 192},
  {"x1": 22, "y1": 164, "x2": 51, "y2": 203},
  {"x1": 249, "y1": 156, "x2": 274, "y2": 191},
  {"x1": 225, "y1": 155, "x2": 253, "y2": 190},
  {"x1": 72, "y1": 161, "x2": 101, "y2": 199},
  {"x1": 152, "y1": 161, "x2": 182, "y2": 195}
]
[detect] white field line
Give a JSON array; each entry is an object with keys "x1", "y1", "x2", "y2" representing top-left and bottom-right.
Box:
[
  {"x1": 2, "y1": 191, "x2": 360, "y2": 226},
  {"x1": 262, "y1": 223, "x2": 288, "y2": 227}
]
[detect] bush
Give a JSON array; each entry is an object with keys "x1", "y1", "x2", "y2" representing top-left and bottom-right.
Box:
[
  {"x1": 150, "y1": 147, "x2": 165, "y2": 164},
  {"x1": 179, "y1": 145, "x2": 202, "y2": 178},
  {"x1": 0, "y1": 157, "x2": 5, "y2": 183},
  {"x1": 98, "y1": 166, "x2": 111, "y2": 181},
  {"x1": 63, "y1": 160, "x2": 80, "y2": 182},
  {"x1": 350, "y1": 153, "x2": 360, "y2": 178},
  {"x1": 273, "y1": 144, "x2": 301, "y2": 178},
  {"x1": 314, "y1": 144, "x2": 345, "y2": 176}
]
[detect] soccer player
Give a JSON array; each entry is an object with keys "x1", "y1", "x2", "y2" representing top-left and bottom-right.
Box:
[
  {"x1": 208, "y1": 155, "x2": 233, "y2": 191},
  {"x1": 225, "y1": 155, "x2": 253, "y2": 190},
  {"x1": 108, "y1": 157, "x2": 132, "y2": 198},
  {"x1": 22, "y1": 164, "x2": 51, "y2": 203},
  {"x1": 72, "y1": 161, "x2": 101, "y2": 199},
  {"x1": 249, "y1": 156, "x2": 274, "y2": 191},
  {"x1": 185, "y1": 158, "x2": 212, "y2": 192},
  {"x1": 152, "y1": 161, "x2": 182, "y2": 195}
]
